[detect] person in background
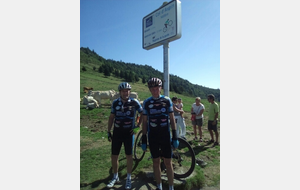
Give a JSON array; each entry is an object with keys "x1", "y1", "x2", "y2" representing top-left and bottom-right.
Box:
[
  {"x1": 142, "y1": 77, "x2": 178, "y2": 190},
  {"x1": 172, "y1": 97, "x2": 186, "y2": 139},
  {"x1": 177, "y1": 98, "x2": 184, "y2": 118},
  {"x1": 191, "y1": 97, "x2": 205, "y2": 142},
  {"x1": 207, "y1": 94, "x2": 219, "y2": 147},
  {"x1": 107, "y1": 82, "x2": 143, "y2": 189}
]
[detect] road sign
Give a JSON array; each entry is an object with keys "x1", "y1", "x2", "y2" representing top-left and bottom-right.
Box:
[{"x1": 142, "y1": 0, "x2": 182, "y2": 50}]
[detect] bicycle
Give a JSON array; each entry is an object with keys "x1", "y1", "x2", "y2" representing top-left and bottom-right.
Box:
[{"x1": 133, "y1": 130, "x2": 196, "y2": 179}]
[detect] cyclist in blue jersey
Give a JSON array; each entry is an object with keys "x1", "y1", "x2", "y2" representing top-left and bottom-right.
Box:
[
  {"x1": 141, "y1": 77, "x2": 179, "y2": 190},
  {"x1": 107, "y1": 82, "x2": 143, "y2": 189}
]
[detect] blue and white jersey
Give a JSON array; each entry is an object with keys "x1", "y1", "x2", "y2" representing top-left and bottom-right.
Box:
[
  {"x1": 143, "y1": 95, "x2": 173, "y2": 138},
  {"x1": 111, "y1": 97, "x2": 143, "y2": 131}
]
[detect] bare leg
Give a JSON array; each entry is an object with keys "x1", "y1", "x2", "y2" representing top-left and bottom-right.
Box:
[
  {"x1": 193, "y1": 125, "x2": 197, "y2": 138},
  {"x1": 215, "y1": 130, "x2": 219, "y2": 143},
  {"x1": 163, "y1": 158, "x2": 174, "y2": 187},
  {"x1": 153, "y1": 158, "x2": 161, "y2": 186},
  {"x1": 111, "y1": 154, "x2": 119, "y2": 174},
  {"x1": 126, "y1": 154, "x2": 133, "y2": 174},
  {"x1": 198, "y1": 125, "x2": 203, "y2": 139},
  {"x1": 209, "y1": 130, "x2": 214, "y2": 141}
]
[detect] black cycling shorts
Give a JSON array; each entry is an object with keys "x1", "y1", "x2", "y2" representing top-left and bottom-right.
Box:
[
  {"x1": 111, "y1": 130, "x2": 134, "y2": 155},
  {"x1": 148, "y1": 137, "x2": 172, "y2": 159}
]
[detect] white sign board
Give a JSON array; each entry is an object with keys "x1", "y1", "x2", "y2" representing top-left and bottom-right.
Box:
[{"x1": 143, "y1": 0, "x2": 182, "y2": 50}]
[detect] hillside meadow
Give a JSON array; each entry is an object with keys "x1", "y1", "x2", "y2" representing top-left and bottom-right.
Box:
[
  {"x1": 80, "y1": 47, "x2": 220, "y2": 102},
  {"x1": 80, "y1": 69, "x2": 220, "y2": 189}
]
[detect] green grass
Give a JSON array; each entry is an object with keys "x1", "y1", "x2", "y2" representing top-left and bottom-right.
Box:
[
  {"x1": 80, "y1": 70, "x2": 220, "y2": 189},
  {"x1": 185, "y1": 167, "x2": 205, "y2": 189}
]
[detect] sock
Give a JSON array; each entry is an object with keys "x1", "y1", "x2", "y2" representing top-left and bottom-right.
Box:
[
  {"x1": 169, "y1": 185, "x2": 174, "y2": 190},
  {"x1": 157, "y1": 183, "x2": 162, "y2": 190},
  {"x1": 113, "y1": 173, "x2": 118, "y2": 179},
  {"x1": 127, "y1": 173, "x2": 131, "y2": 180}
]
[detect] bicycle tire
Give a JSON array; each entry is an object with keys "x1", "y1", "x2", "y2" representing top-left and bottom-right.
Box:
[
  {"x1": 133, "y1": 130, "x2": 145, "y2": 161},
  {"x1": 172, "y1": 137, "x2": 196, "y2": 178}
]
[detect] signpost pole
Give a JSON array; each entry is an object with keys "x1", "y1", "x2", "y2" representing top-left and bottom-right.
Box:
[
  {"x1": 142, "y1": 0, "x2": 181, "y2": 97},
  {"x1": 163, "y1": 41, "x2": 169, "y2": 97}
]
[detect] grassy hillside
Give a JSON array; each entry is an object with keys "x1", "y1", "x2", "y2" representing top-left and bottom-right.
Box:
[
  {"x1": 80, "y1": 68, "x2": 220, "y2": 189},
  {"x1": 80, "y1": 47, "x2": 220, "y2": 101}
]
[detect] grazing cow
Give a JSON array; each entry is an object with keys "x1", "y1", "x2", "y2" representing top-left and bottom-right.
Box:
[
  {"x1": 129, "y1": 92, "x2": 139, "y2": 100},
  {"x1": 110, "y1": 92, "x2": 139, "y2": 101},
  {"x1": 89, "y1": 90, "x2": 116, "y2": 105},
  {"x1": 82, "y1": 95, "x2": 99, "y2": 108},
  {"x1": 83, "y1": 87, "x2": 93, "y2": 93},
  {"x1": 86, "y1": 102, "x2": 98, "y2": 110},
  {"x1": 110, "y1": 92, "x2": 120, "y2": 101}
]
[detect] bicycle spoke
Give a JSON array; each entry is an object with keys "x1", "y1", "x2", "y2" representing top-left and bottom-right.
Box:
[{"x1": 172, "y1": 137, "x2": 195, "y2": 178}]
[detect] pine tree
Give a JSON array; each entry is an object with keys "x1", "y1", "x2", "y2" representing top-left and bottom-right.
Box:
[{"x1": 104, "y1": 67, "x2": 110, "y2": 77}]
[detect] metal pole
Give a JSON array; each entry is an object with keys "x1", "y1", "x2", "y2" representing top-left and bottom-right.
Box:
[{"x1": 163, "y1": 42, "x2": 169, "y2": 97}]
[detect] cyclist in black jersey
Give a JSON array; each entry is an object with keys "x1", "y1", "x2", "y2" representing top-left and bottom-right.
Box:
[
  {"x1": 142, "y1": 77, "x2": 178, "y2": 190},
  {"x1": 107, "y1": 82, "x2": 143, "y2": 189}
]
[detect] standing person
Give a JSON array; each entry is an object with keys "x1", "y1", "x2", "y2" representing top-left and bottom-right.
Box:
[
  {"x1": 177, "y1": 98, "x2": 184, "y2": 118},
  {"x1": 171, "y1": 97, "x2": 186, "y2": 139},
  {"x1": 207, "y1": 94, "x2": 219, "y2": 147},
  {"x1": 177, "y1": 98, "x2": 187, "y2": 138},
  {"x1": 142, "y1": 78, "x2": 179, "y2": 190},
  {"x1": 107, "y1": 82, "x2": 143, "y2": 189},
  {"x1": 191, "y1": 97, "x2": 205, "y2": 142}
]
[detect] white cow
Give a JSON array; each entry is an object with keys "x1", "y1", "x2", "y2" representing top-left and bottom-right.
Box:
[
  {"x1": 89, "y1": 90, "x2": 116, "y2": 105},
  {"x1": 110, "y1": 92, "x2": 120, "y2": 101},
  {"x1": 130, "y1": 92, "x2": 139, "y2": 100},
  {"x1": 82, "y1": 95, "x2": 99, "y2": 108},
  {"x1": 110, "y1": 92, "x2": 139, "y2": 101}
]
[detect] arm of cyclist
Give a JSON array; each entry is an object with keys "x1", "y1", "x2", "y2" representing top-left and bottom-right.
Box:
[
  {"x1": 137, "y1": 112, "x2": 143, "y2": 126},
  {"x1": 141, "y1": 114, "x2": 148, "y2": 151},
  {"x1": 169, "y1": 113, "x2": 179, "y2": 149},
  {"x1": 107, "y1": 113, "x2": 115, "y2": 142}
]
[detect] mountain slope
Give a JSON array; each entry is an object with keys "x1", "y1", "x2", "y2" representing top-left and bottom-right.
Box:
[{"x1": 80, "y1": 47, "x2": 220, "y2": 101}]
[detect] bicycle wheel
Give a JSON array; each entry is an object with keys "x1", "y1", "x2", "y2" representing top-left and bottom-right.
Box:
[
  {"x1": 172, "y1": 137, "x2": 196, "y2": 178},
  {"x1": 133, "y1": 130, "x2": 145, "y2": 161}
]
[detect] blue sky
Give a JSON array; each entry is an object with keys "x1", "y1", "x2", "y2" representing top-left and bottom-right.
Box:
[{"x1": 80, "y1": 0, "x2": 220, "y2": 89}]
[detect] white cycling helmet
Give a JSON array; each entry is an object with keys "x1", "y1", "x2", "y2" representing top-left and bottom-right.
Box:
[{"x1": 118, "y1": 82, "x2": 131, "y2": 91}]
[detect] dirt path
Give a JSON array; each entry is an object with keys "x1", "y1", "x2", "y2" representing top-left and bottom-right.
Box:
[{"x1": 102, "y1": 170, "x2": 219, "y2": 190}]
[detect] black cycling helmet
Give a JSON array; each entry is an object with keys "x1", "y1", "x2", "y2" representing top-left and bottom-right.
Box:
[
  {"x1": 147, "y1": 77, "x2": 162, "y2": 88},
  {"x1": 118, "y1": 82, "x2": 131, "y2": 91}
]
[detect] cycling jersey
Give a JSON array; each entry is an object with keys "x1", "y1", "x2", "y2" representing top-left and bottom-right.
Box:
[
  {"x1": 111, "y1": 97, "x2": 143, "y2": 132},
  {"x1": 143, "y1": 95, "x2": 174, "y2": 158},
  {"x1": 111, "y1": 97, "x2": 143, "y2": 155},
  {"x1": 143, "y1": 95, "x2": 173, "y2": 137}
]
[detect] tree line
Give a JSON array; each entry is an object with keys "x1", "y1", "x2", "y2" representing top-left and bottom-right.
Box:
[{"x1": 80, "y1": 47, "x2": 220, "y2": 101}]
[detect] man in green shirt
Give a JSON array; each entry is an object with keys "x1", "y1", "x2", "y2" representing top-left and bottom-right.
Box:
[{"x1": 207, "y1": 94, "x2": 219, "y2": 146}]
